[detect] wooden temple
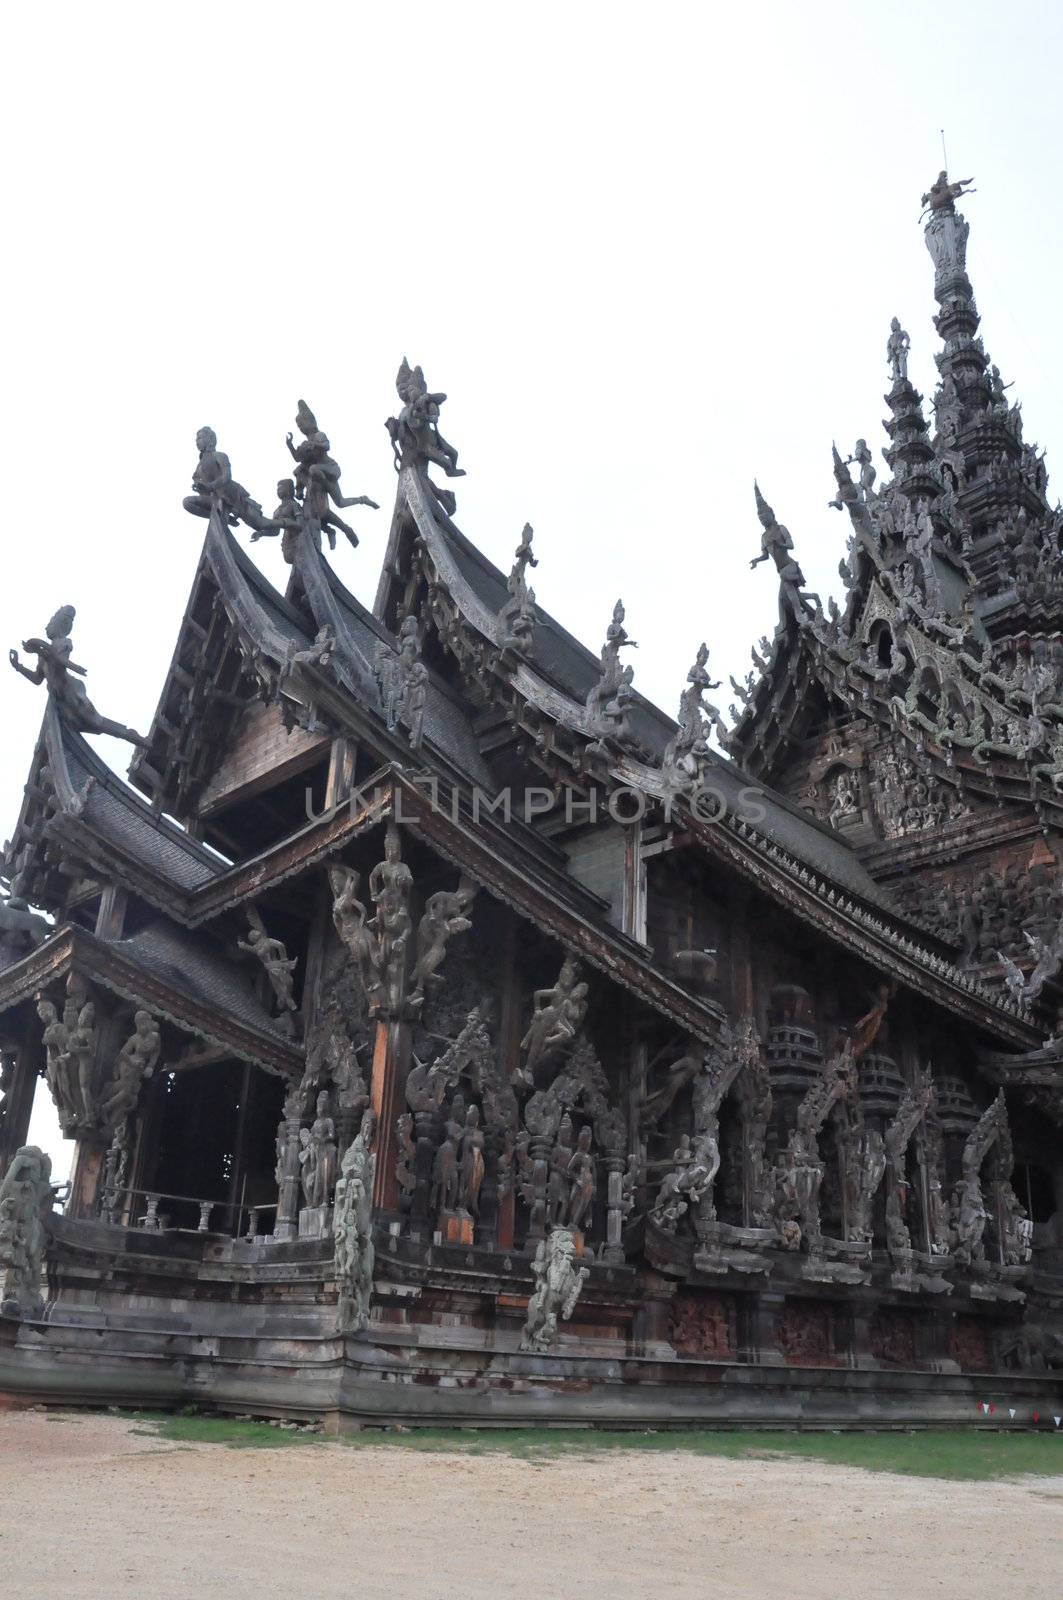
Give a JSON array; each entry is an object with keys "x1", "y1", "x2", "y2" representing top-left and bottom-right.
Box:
[{"x1": 0, "y1": 176, "x2": 1060, "y2": 1426}]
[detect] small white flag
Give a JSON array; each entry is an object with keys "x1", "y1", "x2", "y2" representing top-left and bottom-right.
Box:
[
  {"x1": 1055, "y1": 1416, "x2": 1061, "y2": 1428},
  {"x1": 1009, "y1": 1408, "x2": 1017, "y2": 1420},
  {"x1": 982, "y1": 1402, "x2": 991, "y2": 1415}
]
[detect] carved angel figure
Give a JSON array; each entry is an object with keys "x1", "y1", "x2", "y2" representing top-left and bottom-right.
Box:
[
  {"x1": 10, "y1": 606, "x2": 147, "y2": 747},
  {"x1": 182, "y1": 426, "x2": 274, "y2": 534},
  {"x1": 386, "y1": 359, "x2": 465, "y2": 481},
  {"x1": 519, "y1": 956, "x2": 588, "y2": 1082},
  {"x1": 99, "y1": 1010, "x2": 160, "y2": 1134},
  {"x1": 239, "y1": 910, "x2": 298, "y2": 1013}
]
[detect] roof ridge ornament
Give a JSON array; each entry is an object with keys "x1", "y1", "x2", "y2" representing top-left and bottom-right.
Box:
[
  {"x1": 252, "y1": 400, "x2": 379, "y2": 564},
  {"x1": 183, "y1": 425, "x2": 275, "y2": 537},
  {"x1": 9, "y1": 606, "x2": 148, "y2": 749},
  {"x1": 498, "y1": 523, "x2": 539, "y2": 654},
  {"x1": 387, "y1": 358, "x2": 465, "y2": 517},
  {"x1": 751, "y1": 483, "x2": 820, "y2": 622}
]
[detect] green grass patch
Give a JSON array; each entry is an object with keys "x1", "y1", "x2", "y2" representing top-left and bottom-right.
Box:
[{"x1": 117, "y1": 1412, "x2": 1063, "y2": 1479}]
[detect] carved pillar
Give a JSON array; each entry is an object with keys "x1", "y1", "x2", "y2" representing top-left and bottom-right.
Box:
[
  {"x1": 371, "y1": 1017, "x2": 411, "y2": 1214},
  {"x1": 0, "y1": 1029, "x2": 38, "y2": 1178},
  {"x1": 748, "y1": 1290, "x2": 786, "y2": 1366},
  {"x1": 94, "y1": 886, "x2": 128, "y2": 942},
  {"x1": 326, "y1": 736, "x2": 358, "y2": 809},
  {"x1": 496, "y1": 921, "x2": 522, "y2": 1251},
  {"x1": 274, "y1": 1113, "x2": 303, "y2": 1240},
  {"x1": 602, "y1": 1155, "x2": 627, "y2": 1266}
]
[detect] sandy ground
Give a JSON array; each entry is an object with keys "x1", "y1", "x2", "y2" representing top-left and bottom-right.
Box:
[{"x1": 0, "y1": 1411, "x2": 1060, "y2": 1600}]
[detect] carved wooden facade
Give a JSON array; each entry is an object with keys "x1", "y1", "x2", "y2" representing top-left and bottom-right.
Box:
[{"x1": 1, "y1": 192, "x2": 1061, "y2": 1425}]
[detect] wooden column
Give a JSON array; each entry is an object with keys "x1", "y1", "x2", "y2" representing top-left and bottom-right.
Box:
[
  {"x1": 67, "y1": 1135, "x2": 107, "y2": 1219},
  {"x1": 0, "y1": 1029, "x2": 39, "y2": 1177},
  {"x1": 495, "y1": 921, "x2": 523, "y2": 1251},
  {"x1": 94, "y1": 886, "x2": 128, "y2": 942},
  {"x1": 371, "y1": 1016, "x2": 411, "y2": 1213}
]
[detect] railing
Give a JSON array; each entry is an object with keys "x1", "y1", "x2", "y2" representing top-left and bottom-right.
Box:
[{"x1": 100, "y1": 1186, "x2": 278, "y2": 1240}]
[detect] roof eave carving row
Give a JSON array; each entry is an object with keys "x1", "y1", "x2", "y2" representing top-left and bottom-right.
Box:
[{"x1": 0, "y1": 925, "x2": 302, "y2": 1078}]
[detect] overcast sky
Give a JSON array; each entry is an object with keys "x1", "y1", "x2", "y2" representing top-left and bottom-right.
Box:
[{"x1": 5, "y1": 1, "x2": 1062, "y2": 1177}]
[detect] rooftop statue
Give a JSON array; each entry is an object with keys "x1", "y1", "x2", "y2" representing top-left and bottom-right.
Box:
[
  {"x1": 921, "y1": 171, "x2": 975, "y2": 285},
  {"x1": 751, "y1": 484, "x2": 805, "y2": 586},
  {"x1": 920, "y1": 170, "x2": 976, "y2": 219},
  {"x1": 887, "y1": 317, "x2": 910, "y2": 385},
  {"x1": 183, "y1": 426, "x2": 274, "y2": 534},
  {"x1": 386, "y1": 359, "x2": 465, "y2": 513},
  {"x1": 10, "y1": 606, "x2": 148, "y2": 748},
  {"x1": 499, "y1": 523, "x2": 538, "y2": 652},
  {"x1": 284, "y1": 399, "x2": 378, "y2": 553},
  {"x1": 586, "y1": 600, "x2": 637, "y2": 739}
]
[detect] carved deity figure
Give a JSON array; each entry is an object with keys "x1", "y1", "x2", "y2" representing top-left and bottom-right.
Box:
[
  {"x1": 182, "y1": 425, "x2": 274, "y2": 533},
  {"x1": 519, "y1": 956, "x2": 588, "y2": 1082},
  {"x1": 586, "y1": 600, "x2": 638, "y2": 740},
  {"x1": 37, "y1": 997, "x2": 78, "y2": 1130},
  {"x1": 921, "y1": 172, "x2": 975, "y2": 285},
  {"x1": 519, "y1": 1226, "x2": 589, "y2": 1352},
  {"x1": 386, "y1": 359, "x2": 465, "y2": 485},
  {"x1": 651, "y1": 1131, "x2": 720, "y2": 1232},
  {"x1": 499, "y1": 523, "x2": 538, "y2": 651},
  {"x1": 887, "y1": 317, "x2": 910, "y2": 384},
  {"x1": 564, "y1": 1124, "x2": 596, "y2": 1232},
  {"x1": 100, "y1": 1122, "x2": 131, "y2": 1222},
  {"x1": 281, "y1": 399, "x2": 378, "y2": 553},
  {"x1": 10, "y1": 606, "x2": 147, "y2": 747},
  {"x1": 238, "y1": 914, "x2": 298, "y2": 1013},
  {"x1": 775, "y1": 1041, "x2": 855, "y2": 1254},
  {"x1": 333, "y1": 1110, "x2": 376, "y2": 1334},
  {"x1": 299, "y1": 1091, "x2": 338, "y2": 1210},
  {"x1": 374, "y1": 613, "x2": 428, "y2": 749},
  {"x1": 457, "y1": 1104, "x2": 486, "y2": 1217},
  {"x1": 950, "y1": 1091, "x2": 1007, "y2": 1266},
  {"x1": 0, "y1": 1145, "x2": 53, "y2": 1318},
  {"x1": 368, "y1": 824, "x2": 413, "y2": 1004},
  {"x1": 329, "y1": 864, "x2": 386, "y2": 1015},
  {"x1": 99, "y1": 1010, "x2": 160, "y2": 1134},
  {"x1": 410, "y1": 876, "x2": 476, "y2": 1001}
]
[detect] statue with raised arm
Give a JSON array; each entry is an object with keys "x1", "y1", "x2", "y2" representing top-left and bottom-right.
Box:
[
  {"x1": 99, "y1": 1010, "x2": 160, "y2": 1134},
  {"x1": 520, "y1": 1226, "x2": 589, "y2": 1352},
  {"x1": 283, "y1": 399, "x2": 378, "y2": 553},
  {"x1": 922, "y1": 172, "x2": 975, "y2": 284},
  {"x1": 182, "y1": 425, "x2": 275, "y2": 533},
  {"x1": 410, "y1": 875, "x2": 477, "y2": 1001},
  {"x1": 499, "y1": 524, "x2": 539, "y2": 652},
  {"x1": 329, "y1": 865, "x2": 386, "y2": 1015},
  {"x1": 920, "y1": 170, "x2": 976, "y2": 218},
  {"x1": 10, "y1": 606, "x2": 147, "y2": 747},
  {"x1": 238, "y1": 909, "x2": 298, "y2": 1014},
  {"x1": 887, "y1": 317, "x2": 910, "y2": 384},
  {"x1": 519, "y1": 955, "x2": 588, "y2": 1082},
  {"x1": 386, "y1": 359, "x2": 465, "y2": 513}
]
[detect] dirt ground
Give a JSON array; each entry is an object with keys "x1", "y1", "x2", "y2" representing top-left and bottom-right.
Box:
[{"x1": 0, "y1": 1410, "x2": 1060, "y2": 1600}]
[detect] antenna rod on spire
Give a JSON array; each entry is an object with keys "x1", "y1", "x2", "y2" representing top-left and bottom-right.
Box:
[{"x1": 940, "y1": 127, "x2": 948, "y2": 168}]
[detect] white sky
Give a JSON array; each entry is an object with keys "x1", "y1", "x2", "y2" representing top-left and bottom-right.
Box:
[{"x1": 5, "y1": 1, "x2": 1063, "y2": 1179}]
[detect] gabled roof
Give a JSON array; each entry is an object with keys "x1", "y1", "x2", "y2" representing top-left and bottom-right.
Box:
[{"x1": 4, "y1": 701, "x2": 225, "y2": 918}]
